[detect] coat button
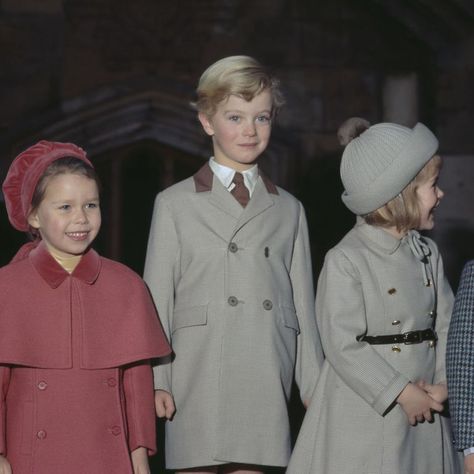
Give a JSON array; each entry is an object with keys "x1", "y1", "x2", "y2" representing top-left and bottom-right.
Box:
[
  {"x1": 108, "y1": 426, "x2": 122, "y2": 436},
  {"x1": 428, "y1": 340, "x2": 435, "y2": 348},
  {"x1": 228, "y1": 296, "x2": 238, "y2": 306},
  {"x1": 391, "y1": 345, "x2": 401, "y2": 353},
  {"x1": 428, "y1": 310, "x2": 436, "y2": 318},
  {"x1": 107, "y1": 378, "x2": 117, "y2": 387},
  {"x1": 37, "y1": 381, "x2": 48, "y2": 390},
  {"x1": 391, "y1": 320, "x2": 400, "y2": 326},
  {"x1": 388, "y1": 288, "x2": 397, "y2": 295},
  {"x1": 37, "y1": 430, "x2": 47, "y2": 440},
  {"x1": 263, "y1": 300, "x2": 273, "y2": 310},
  {"x1": 228, "y1": 242, "x2": 238, "y2": 253}
]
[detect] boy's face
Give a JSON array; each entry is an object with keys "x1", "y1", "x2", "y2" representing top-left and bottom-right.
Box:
[{"x1": 198, "y1": 89, "x2": 273, "y2": 171}]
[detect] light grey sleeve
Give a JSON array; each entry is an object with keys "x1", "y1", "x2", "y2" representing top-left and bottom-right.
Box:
[
  {"x1": 291, "y1": 202, "x2": 324, "y2": 403},
  {"x1": 316, "y1": 248, "x2": 409, "y2": 415},
  {"x1": 143, "y1": 193, "x2": 179, "y2": 393}
]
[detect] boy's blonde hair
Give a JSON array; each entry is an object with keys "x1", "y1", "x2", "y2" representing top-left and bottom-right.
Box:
[
  {"x1": 195, "y1": 55, "x2": 284, "y2": 117},
  {"x1": 364, "y1": 155, "x2": 441, "y2": 233}
]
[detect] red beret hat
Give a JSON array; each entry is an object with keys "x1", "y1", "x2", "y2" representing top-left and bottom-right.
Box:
[{"x1": 2, "y1": 140, "x2": 93, "y2": 231}]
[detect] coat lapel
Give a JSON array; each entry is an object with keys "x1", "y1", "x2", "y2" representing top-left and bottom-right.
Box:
[
  {"x1": 193, "y1": 162, "x2": 278, "y2": 239},
  {"x1": 232, "y1": 177, "x2": 275, "y2": 237},
  {"x1": 193, "y1": 163, "x2": 243, "y2": 220}
]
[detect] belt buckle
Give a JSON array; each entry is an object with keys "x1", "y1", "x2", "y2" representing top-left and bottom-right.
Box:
[{"x1": 403, "y1": 330, "x2": 422, "y2": 345}]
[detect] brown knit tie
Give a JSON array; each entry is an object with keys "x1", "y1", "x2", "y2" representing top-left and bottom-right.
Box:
[{"x1": 231, "y1": 172, "x2": 250, "y2": 207}]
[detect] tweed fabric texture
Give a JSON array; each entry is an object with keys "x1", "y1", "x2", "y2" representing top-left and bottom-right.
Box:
[
  {"x1": 287, "y1": 220, "x2": 460, "y2": 474},
  {"x1": 341, "y1": 122, "x2": 438, "y2": 215},
  {"x1": 144, "y1": 163, "x2": 323, "y2": 469},
  {"x1": 447, "y1": 260, "x2": 474, "y2": 450}
]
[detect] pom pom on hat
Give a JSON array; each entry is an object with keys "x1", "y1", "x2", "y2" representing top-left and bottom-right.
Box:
[
  {"x1": 337, "y1": 117, "x2": 370, "y2": 146},
  {"x1": 2, "y1": 140, "x2": 92, "y2": 231},
  {"x1": 338, "y1": 117, "x2": 438, "y2": 215}
]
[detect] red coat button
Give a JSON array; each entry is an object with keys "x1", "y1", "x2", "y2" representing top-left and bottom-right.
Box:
[
  {"x1": 37, "y1": 381, "x2": 48, "y2": 390},
  {"x1": 108, "y1": 426, "x2": 121, "y2": 436},
  {"x1": 37, "y1": 430, "x2": 47, "y2": 440},
  {"x1": 107, "y1": 378, "x2": 117, "y2": 387}
]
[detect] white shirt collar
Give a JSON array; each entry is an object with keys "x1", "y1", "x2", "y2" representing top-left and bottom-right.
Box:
[{"x1": 208, "y1": 157, "x2": 259, "y2": 196}]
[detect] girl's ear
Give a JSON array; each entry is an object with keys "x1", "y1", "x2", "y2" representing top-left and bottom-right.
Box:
[
  {"x1": 27, "y1": 211, "x2": 40, "y2": 230},
  {"x1": 198, "y1": 112, "x2": 215, "y2": 136}
]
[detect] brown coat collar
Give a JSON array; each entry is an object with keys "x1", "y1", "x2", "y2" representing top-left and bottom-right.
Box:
[{"x1": 193, "y1": 163, "x2": 279, "y2": 195}]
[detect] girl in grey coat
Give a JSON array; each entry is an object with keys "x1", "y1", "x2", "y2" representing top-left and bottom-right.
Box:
[{"x1": 287, "y1": 118, "x2": 460, "y2": 474}]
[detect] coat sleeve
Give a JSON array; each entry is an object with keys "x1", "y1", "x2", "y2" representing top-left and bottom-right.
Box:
[
  {"x1": 446, "y1": 260, "x2": 474, "y2": 450},
  {"x1": 123, "y1": 362, "x2": 157, "y2": 455},
  {"x1": 143, "y1": 193, "x2": 179, "y2": 393},
  {"x1": 432, "y1": 246, "x2": 454, "y2": 384},
  {"x1": 291, "y1": 202, "x2": 324, "y2": 403},
  {"x1": 0, "y1": 365, "x2": 11, "y2": 455},
  {"x1": 316, "y1": 248, "x2": 410, "y2": 416}
]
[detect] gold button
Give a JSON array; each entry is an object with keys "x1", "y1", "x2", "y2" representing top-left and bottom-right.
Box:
[
  {"x1": 388, "y1": 288, "x2": 397, "y2": 295},
  {"x1": 428, "y1": 340, "x2": 435, "y2": 348},
  {"x1": 429, "y1": 310, "x2": 436, "y2": 317},
  {"x1": 391, "y1": 320, "x2": 400, "y2": 326},
  {"x1": 391, "y1": 345, "x2": 401, "y2": 353}
]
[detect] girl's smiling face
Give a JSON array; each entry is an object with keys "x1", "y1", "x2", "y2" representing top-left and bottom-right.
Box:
[
  {"x1": 416, "y1": 164, "x2": 444, "y2": 231},
  {"x1": 27, "y1": 173, "x2": 101, "y2": 258},
  {"x1": 198, "y1": 89, "x2": 273, "y2": 171}
]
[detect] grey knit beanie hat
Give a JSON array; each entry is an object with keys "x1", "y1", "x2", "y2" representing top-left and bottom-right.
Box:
[{"x1": 338, "y1": 117, "x2": 439, "y2": 215}]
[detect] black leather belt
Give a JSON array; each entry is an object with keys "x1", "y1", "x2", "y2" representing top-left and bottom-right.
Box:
[{"x1": 357, "y1": 328, "x2": 437, "y2": 345}]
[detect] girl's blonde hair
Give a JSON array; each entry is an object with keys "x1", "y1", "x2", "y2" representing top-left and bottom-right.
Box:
[
  {"x1": 194, "y1": 55, "x2": 285, "y2": 117},
  {"x1": 364, "y1": 155, "x2": 441, "y2": 233}
]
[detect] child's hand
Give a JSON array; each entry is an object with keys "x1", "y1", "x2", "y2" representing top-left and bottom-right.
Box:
[
  {"x1": 465, "y1": 454, "x2": 474, "y2": 474},
  {"x1": 416, "y1": 380, "x2": 448, "y2": 404},
  {"x1": 397, "y1": 382, "x2": 444, "y2": 425},
  {"x1": 154, "y1": 389, "x2": 175, "y2": 420},
  {"x1": 131, "y1": 447, "x2": 150, "y2": 474},
  {"x1": 0, "y1": 455, "x2": 12, "y2": 474}
]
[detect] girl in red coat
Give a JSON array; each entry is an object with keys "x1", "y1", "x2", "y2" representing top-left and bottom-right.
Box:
[{"x1": 0, "y1": 141, "x2": 171, "y2": 474}]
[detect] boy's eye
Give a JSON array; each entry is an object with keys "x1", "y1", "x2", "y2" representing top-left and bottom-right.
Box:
[
  {"x1": 86, "y1": 203, "x2": 99, "y2": 209},
  {"x1": 257, "y1": 115, "x2": 271, "y2": 123},
  {"x1": 228, "y1": 115, "x2": 240, "y2": 122},
  {"x1": 59, "y1": 204, "x2": 71, "y2": 211}
]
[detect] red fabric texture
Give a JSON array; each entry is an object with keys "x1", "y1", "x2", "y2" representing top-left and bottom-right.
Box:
[
  {"x1": 0, "y1": 243, "x2": 171, "y2": 472},
  {"x1": 2, "y1": 140, "x2": 92, "y2": 231},
  {"x1": 0, "y1": 243, "x2": 171, "y2": 369}
]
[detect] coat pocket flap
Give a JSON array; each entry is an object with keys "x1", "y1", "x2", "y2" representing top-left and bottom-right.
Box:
[
  {"x1": 172, "y1": 305, "x2": 208, "y2": 334},
  {"x1": 281, "y1": 306, "x2": 300, "y2": 334}
]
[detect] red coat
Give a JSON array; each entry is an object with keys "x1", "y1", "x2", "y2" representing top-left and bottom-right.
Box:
[{"x1": 0, "y1": 243, "x2": 171, "y2": 474}]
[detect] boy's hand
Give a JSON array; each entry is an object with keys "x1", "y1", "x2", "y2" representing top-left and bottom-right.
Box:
[
  {"x1": 397, "y1": 382, "x2": 443, "y2": 425},
  {"x1": 0, "y1": 455, "x2": 12, "y2": 474},
  {"x1": 154, "y1": 389, "x2": 176, "y2": 419},
  {"x1": 131, "y1": 447, "x2": 150, "y2": 474}
]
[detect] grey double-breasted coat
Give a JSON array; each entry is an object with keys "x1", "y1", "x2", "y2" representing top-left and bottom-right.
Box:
[
  {"x1": 144, "y1": 163, "x2": 323, "y2": 470},
  {"x1": 287, "y1": 220, "x2": 460, "y2": 474}
]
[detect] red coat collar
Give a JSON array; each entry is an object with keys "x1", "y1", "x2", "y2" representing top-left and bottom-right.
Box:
[
  {"x1": 29, "y1": 242, "x2": 101, "y2": 289},
  {"x1": 193, "y1": 163, "x2": 279, "y2": 195}
]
